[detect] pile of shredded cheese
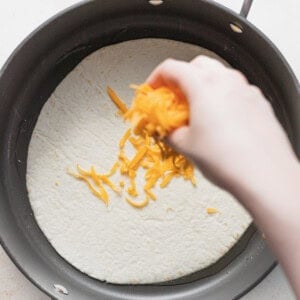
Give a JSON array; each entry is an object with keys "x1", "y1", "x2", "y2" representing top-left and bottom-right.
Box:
[
  {"x1": 124, "y1": 84, "x2": 189, "y2": 139},
  {"x1": 69, "y1": 84, "x2": 196, "y2": 208}
]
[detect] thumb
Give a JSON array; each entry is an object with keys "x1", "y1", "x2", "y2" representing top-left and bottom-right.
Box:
[{"x1": 166, "y1": 126, "x2": 191, "y2": 155}]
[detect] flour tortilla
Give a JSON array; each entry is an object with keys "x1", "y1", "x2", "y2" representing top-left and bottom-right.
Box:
[{"x1": 27, "y1": 38, "x2": 251, "y2": 284}]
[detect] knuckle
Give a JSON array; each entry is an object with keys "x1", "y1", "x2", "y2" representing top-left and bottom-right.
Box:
[
  {"x1": 160, "y1": 58, "x2": 187, "y2": 73},
  {"x1": 157, "y1": 58, "x2": 178, "y2": 74},
  {"x1": 262, "y1": 99, "x2": 273, "y2": 111},
  {"x1": 163, "y1": 58, "x2": 176, "y2": 66},
  {"x1": 191, "y1": 55, "x2": 217, "y2": 67},
  {"x1": 192, "y1": 55, "x2": 207, "y2": 64},
  {"x1": 227, "y1": 69, "x2": 247, "y2": 83},
  {"x1": 248, "y1": 85, "x2": 272, "y2": 110},
  {"x1": 250, "y1": 84, "x2": 261, "y2": 95},
  {"x1": 249, "y1": 86, "x2": 271, "y2": 109}
]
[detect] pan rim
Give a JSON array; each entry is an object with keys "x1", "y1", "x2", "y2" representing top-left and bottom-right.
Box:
[{"x1": 0, "y1": 0, "x2": 298, "y2": 299}]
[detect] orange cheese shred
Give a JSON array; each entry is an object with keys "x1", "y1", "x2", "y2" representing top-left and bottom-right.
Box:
[
  {"x1": 105, "y1": 162, "x2": 120, "y2": 176},
  {"x1": 119, "y1": 128, "x2": 131, "y2": 149},
  {"x1": 76, "y1": 164, "x2": 90, "y2": 176},
  {"x1": 127, "y1": 177, "x2": 138, "y2": 197},
  {"x1": 107, "y1": 86, "x2": 128, "y2": 114},
  {"x1": 160, "y1": 172, "x2": 175, "y2": 188},
  {"x1": 119, "y1": 180, "x2": 125, "y2": 188},
  {"x1": 70, "y1": 84, "x2": 196, "y2": 208},
  {"x1": 99, "y1": 175, "x2": 120, "y2": 194},
  {"x1": 124, "y1": 84, "x2": 189, "y2": 139},
  {"x1": 126, "y1": 197, "x2": 149, "y2": 209},
  {"x1": 67, "y1": 169, "x2": 108, "y2": 206},
  {"x1": 129, "y1": 146, "x2": 148, "y2": 170},
  {"x1": 144, "y1": 189, "x2": 156, "y2": 201},
  {"x1": 206, "y1": 207, "x2": 219, "y2": 214}
]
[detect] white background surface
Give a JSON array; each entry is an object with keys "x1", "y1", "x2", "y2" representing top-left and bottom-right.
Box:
[{"x1": 0, "y1": 0, "x2": 298, "y2": 299}]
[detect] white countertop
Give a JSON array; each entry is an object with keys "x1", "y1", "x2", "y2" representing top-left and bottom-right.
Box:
[{"x1": 0, "y1": 1, "x2": 298, "y2": 299}]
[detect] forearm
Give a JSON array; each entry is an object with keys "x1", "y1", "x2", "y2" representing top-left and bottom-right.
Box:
[
  {"x1": 231, "y1": 159, "x2": 300, "y2": 298},
  {"x1": 147, "y1": 55, "x2": 300, "y2": 296}
]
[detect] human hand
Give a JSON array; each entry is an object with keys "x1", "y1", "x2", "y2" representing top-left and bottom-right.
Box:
[
  {"x1": 146, "y1": 56, "x2": 298, "y2": 199},
  {"x1": 147, "y1": 56, "x2": 300, "y2": 298}
]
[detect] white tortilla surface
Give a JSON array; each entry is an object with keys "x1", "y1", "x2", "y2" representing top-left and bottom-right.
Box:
[{"x1": 27, "y1": 38, "x2": 251, "y2": 284}]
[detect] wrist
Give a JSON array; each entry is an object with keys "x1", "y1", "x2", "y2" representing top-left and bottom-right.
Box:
[{"x1": 231, "y1": 156, "x2": 300, "y2": 224}]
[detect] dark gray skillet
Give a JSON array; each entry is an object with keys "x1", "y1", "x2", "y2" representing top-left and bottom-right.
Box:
[{"x1": 0, "y1": 0, "x2": 299, "y2": 299}]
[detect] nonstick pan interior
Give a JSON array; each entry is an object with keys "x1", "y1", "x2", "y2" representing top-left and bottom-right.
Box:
[{"x1": 0, "y1": 1, "x2": 299, "y2": 299}]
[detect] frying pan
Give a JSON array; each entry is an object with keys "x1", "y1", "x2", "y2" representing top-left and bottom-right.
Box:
[{"x1": 0, "y1": 0, "x2": 299, "y2": 299}]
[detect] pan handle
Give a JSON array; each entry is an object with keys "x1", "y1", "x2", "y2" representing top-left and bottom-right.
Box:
[{"x1": 239, "y1": 0, "x2": 253, "y2": 18}]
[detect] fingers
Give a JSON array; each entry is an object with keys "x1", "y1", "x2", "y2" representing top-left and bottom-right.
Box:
[
  {"x1": 146, "y1": 56, "x2": 229, "y2": 99},
  {"x1": 146, "y1": 58, "x2": 201, "y2": 99},
  {"x1": 190, "y1": 55, "x2": 226, "y2": 71},
  {"x1": 147, "y1": 55, "x2": 246, "y2": 91},
  {"x1": 192, "y1": 55, "x2": 249, "y2": 87},
  {"x1": 146, "y1": 59, "x2": 188, "y2": 88},
  {"x1": 166, "y1": 126, "x2": 191, "y2": 155}
]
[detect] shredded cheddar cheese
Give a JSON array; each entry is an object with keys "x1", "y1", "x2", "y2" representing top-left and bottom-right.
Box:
[
  {"x1": 67, "y1": 169, "x2": 109, "y2": 206},
  {"x1": 107, "y1": 86, "x2": 128, "y2": 114},
  {"x1": 119, "y1": 129, "x2": 131, "y2": 149},
  {"x1": 206, "y1": 207, "x2": 219, "y2": 214},
  {"x1": 119, "y1": 180, "x2": 125, "y2": 188},
  {"x1": 124, "y1": 84, "x2": 189, "y2": 139},
  {"x1": 69, "y1": 84, "x2": 196, "y2": 208},
  {"x1": 106, "y1": 162, "x2": 120, "y2": 176},
  {"x1": 126, "y1": 197, "x2": 149, "y2": 208}
]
